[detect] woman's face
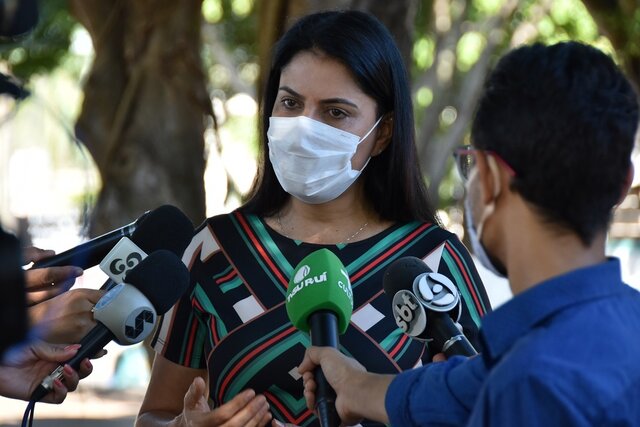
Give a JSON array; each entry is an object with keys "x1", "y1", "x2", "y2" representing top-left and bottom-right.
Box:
[{"x1": 271, "y1": 50, "x2": 382, "y2": 171}]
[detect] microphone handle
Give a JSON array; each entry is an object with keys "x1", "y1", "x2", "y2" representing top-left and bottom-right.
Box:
[
  {"x1": 31, "y1": 227, "x2": 134, "y2": 269},
  {"x1": 429, "y1": 314, "x2": 478, "y2": 357},
  {"x1": 309, "y1": 311, "x2": 341, "y2": 427},
  {"x1": 31, "y1": 323, "x2": 114, "y2": 402}
]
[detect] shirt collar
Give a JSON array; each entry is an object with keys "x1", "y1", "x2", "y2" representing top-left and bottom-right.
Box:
[{"x1": 480, "y1": 258, "x2": 625, "y2": 365}]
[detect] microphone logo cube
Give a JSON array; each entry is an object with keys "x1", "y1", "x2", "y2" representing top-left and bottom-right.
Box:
[
  {"x1": 125, "y1": 309, "x2": 155, "y2": 339},
  {"x1": 99, "y1": 237, "x2": 148, "y2": 284},
  {"x1": 285, "y1": 249, "x2": 353, "y2": 334},
  {"x1": 413, "y1": 272, "x2": 460, "y2": 314}
]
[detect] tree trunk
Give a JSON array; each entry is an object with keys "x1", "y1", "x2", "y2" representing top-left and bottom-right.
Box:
[
  {"x1": 256, "y1": 0, "x2": 416, "y2": 108},
  {"x1": 69, "y1": 0, "x2": 209, "y2": 235},
  {"x1": 581, "y1": 0, "x2": 640, "y2": 97}
]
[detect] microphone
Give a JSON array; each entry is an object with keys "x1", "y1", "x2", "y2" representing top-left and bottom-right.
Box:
[
  {"x1": 383, "y1": 256, "x2": 477, "y2": 357},
  {"x1": 286, "y1": 249, "x2": 353, "y2": 427},
  {"x1": 30, "y1": 210, "x2": 151, "y2": 269},
  {"x1": 30, "y1": 249, "x2": 190, "y2": 402},
  {"x1": 30, "y1": 205, "x2": 194, "y2": 274},
  {"x1": 95, "y1": 205, "x2": 194, "y2": 290}
]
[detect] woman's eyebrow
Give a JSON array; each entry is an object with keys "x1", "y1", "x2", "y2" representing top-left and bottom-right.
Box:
[{"x1": 278, "y1": 86, "x2": 359, "y2": 109}]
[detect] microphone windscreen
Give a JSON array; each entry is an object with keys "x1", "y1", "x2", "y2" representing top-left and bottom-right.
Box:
[
  {"x1": 285, "y1": 249, "x2": 353, "y2": 334},
  {"x1": 132, "y1": 205, "x2": 194, "y2": 257},
  {"x1": 124, "y1": 250, "x2": 190, "y2": 314},
  {"x1": 382, "y1": 256, "x2": 431, "y2": 297}
]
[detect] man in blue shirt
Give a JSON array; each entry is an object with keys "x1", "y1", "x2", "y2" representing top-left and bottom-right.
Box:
[{"x1": 296, "y1": 42, "x2": 640, "y2": 426}]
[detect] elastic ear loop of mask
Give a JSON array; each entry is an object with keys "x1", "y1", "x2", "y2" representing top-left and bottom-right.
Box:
[{"x1": 476, "y1": 155, "x2": 501, "y2": 238}]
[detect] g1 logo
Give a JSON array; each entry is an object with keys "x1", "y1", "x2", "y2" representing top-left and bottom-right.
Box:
[{"x1": 109, "y1": 252, "x2": 143, "y2": 276}]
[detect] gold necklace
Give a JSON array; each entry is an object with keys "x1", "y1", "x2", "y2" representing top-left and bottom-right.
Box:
[{"x1": 276, "y1": 213, "x2": 369, "y2": 244}]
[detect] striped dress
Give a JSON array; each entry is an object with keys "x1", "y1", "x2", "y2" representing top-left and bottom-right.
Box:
[{"x1": 152, "y1": 211, "x2": 491, "y2": 426}]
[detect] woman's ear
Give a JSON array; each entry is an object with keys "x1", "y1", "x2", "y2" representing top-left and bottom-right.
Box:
[{"x1": 372, "y1": 114, "x2": 393, "y2": 156}]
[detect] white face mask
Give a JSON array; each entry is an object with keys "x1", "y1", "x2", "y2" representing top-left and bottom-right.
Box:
[
  {"x1": 267, "y1": 115, "x2": 382, "y2": 204},
  {"x1": 464, "y1": 158, "x2": 507, "y2": 278}
]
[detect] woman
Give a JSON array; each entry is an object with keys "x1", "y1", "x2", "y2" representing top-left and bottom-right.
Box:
[{"x1": 136, "y1": 10, "x2": 491, "y2": 427}]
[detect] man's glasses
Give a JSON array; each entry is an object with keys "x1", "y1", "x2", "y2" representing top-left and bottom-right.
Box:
[{"x1": 453, "y1": 145, "x2": 516, "y2": 181}]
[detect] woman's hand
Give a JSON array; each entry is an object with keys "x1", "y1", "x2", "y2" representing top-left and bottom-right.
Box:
[{"x1": 178, "y1": 377, "x2": 272, "y2": 427}]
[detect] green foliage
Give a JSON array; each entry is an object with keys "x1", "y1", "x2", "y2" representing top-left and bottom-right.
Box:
[
  {"x1": 0, "y1": 0, "x2": 77, "y2": 80},
  {"x1": 201, "y1": 0, "x2": 258, "y2": 96}
]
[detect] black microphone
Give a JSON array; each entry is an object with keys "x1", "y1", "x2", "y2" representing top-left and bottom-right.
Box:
[
  {"x1": 30, "y1": 249, "x2": 190, "y2": 402},
  {"x1": 30, "y1": 205, "x2": 194, "y2": 273},
  {"x1": 95, "y1": 205, "x2": 194, "y2": 291},
  {"x1": 383, "y1": 257, "x2": 477, "y2": 357},
  {"x1": 30, "y1": 211, "x2": 152, "y2": 270}
]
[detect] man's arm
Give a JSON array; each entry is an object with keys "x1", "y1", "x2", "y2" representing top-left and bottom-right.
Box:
[
  {"x1": 299, "y1": 346, "x2": 394, "y2": 425},
  {"x1": 299, "y1": 347, "x2": 487, "y2": 427}
]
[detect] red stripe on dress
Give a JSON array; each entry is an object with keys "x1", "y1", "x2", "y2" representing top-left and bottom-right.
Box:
[
  {"x1": 444, "y1": 242, "x2": 484, "y2": 315},
  {"x1": 183, "y1": 314, "x2": 200, "y2": 365},
  {"x1": 388, "y1": 332, "x2": 410, "y2": 359},
  {"x1": 263, "y1": 390, "x2": 313, "y2": 425},
  {"x1": 215, "y1": 269, "x2": 237, "y2": 285},
  {"x1": 235, "y1": 212, "x2": 289, "y2": 288},
  {"x1": 218, "y1": 326, "x2": 297, "y2": 402},
  {"x1": 351, "y1": 223, "x2": 432, "y2": 283}
]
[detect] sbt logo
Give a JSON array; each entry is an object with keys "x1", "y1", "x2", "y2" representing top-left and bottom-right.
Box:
[
  {"x1": 391, "y1": 290, "x2": 426, "y2": 337},
  {"x1": 287, "y1": 266, "x2": 328, "y2": 303}
]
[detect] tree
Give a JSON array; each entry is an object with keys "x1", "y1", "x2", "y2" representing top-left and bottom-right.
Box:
[
  {"x1": 69, "y1": 0, "x2": 210, "y2": 235},
  {"x1": 582, "y1": 0, "x2": 640, "y2": 96}
]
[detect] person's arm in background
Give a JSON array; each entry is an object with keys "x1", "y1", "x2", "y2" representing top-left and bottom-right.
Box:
[
  {"x1": 23, "y1": 246, "x2": 104, "y2": 343},
  {"x1": 136, "y1": 354, "x2": 271, "y2": 427},
  {"x1": 0, "y1": 340, "x2": 93, "y2": 403},
  {"x1": 299, "y1": 347, "x2": 487, "y2": 427}
]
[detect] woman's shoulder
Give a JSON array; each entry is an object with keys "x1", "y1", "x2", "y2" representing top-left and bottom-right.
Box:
[
  {"x1": 396, "y1": 220, "x2": 459, "y2": 241},
  {"x1": 197, "y1": 211, "x2": 246, "y2": 231}
]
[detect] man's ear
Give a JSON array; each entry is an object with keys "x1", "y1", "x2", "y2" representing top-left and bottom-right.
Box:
[
  {"x1": 474, "y1": 151, "x2": 500, "y2": 204},
  {"x1": 371, "y1": 114, "x2": 393, "y2": 156},
  {"x1": 617, "y1": 162, "x2": 635, "y2": 206}
]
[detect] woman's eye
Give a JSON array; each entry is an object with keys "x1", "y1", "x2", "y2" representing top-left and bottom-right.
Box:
[
  {"x1": 282, "y1": 98, "x2": 298, "y2": 109},
  {"x1": 328, "y1": 108, "x2": 347, "y2": 119}
]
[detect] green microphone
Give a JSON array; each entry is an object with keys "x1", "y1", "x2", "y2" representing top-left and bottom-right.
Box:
[{"x1": 286, "y1": 249, "x2": 353, "y2": 427}]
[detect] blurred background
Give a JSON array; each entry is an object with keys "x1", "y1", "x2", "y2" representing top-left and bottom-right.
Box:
[{"x1": 1, "y1": 0, "x2": 639, "y2": 425}]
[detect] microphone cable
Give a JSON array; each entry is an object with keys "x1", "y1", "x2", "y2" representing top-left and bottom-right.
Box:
[{"x1": 21, "y1": 397, "x2": 36, "y2": 427}]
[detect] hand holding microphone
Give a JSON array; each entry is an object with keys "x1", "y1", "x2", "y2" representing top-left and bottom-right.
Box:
[
  {"x1": 30, "y1": 249, "x2": 190, "y2": 402},
  {"x1": 285, "y1": 249, "x2": 353, "y2": 427},
  {"x1": 383, "y1": 257, "x2": 477, "y2": 358}
]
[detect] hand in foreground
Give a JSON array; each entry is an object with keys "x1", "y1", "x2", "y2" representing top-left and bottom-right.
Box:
[
  {"x1": 299, "y1": 347, "x2": 394, "y2": 426},
  {"x1": 0, "y1": 341, "x2": 92, "y2": 403},
  {"x1": 22, "y1": 247, "x2": 84, "y2": 306},
  {"x1": 29, "y1": 288, "x2": 104, "y2": 343},
  {"x1": 179, "y1": 377, "x2": 272, "y2": 427}
]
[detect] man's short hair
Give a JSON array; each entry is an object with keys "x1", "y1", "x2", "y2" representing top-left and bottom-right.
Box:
[{"x1": 472, "y1": 42, "x2": 639, "y2": 244}]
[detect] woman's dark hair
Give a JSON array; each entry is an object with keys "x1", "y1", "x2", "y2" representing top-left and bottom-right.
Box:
[
  {"x1": 472, "y1": 42, "x2": 639, "y2": 244},
  {"x1": 242, "y1": 10, "x2": 437, "y2": 223}
]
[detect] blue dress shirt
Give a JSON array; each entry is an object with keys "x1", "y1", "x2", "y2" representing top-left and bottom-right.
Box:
[{"x1": 386, "y1": 259, "x2": 640, "y2": 426}]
